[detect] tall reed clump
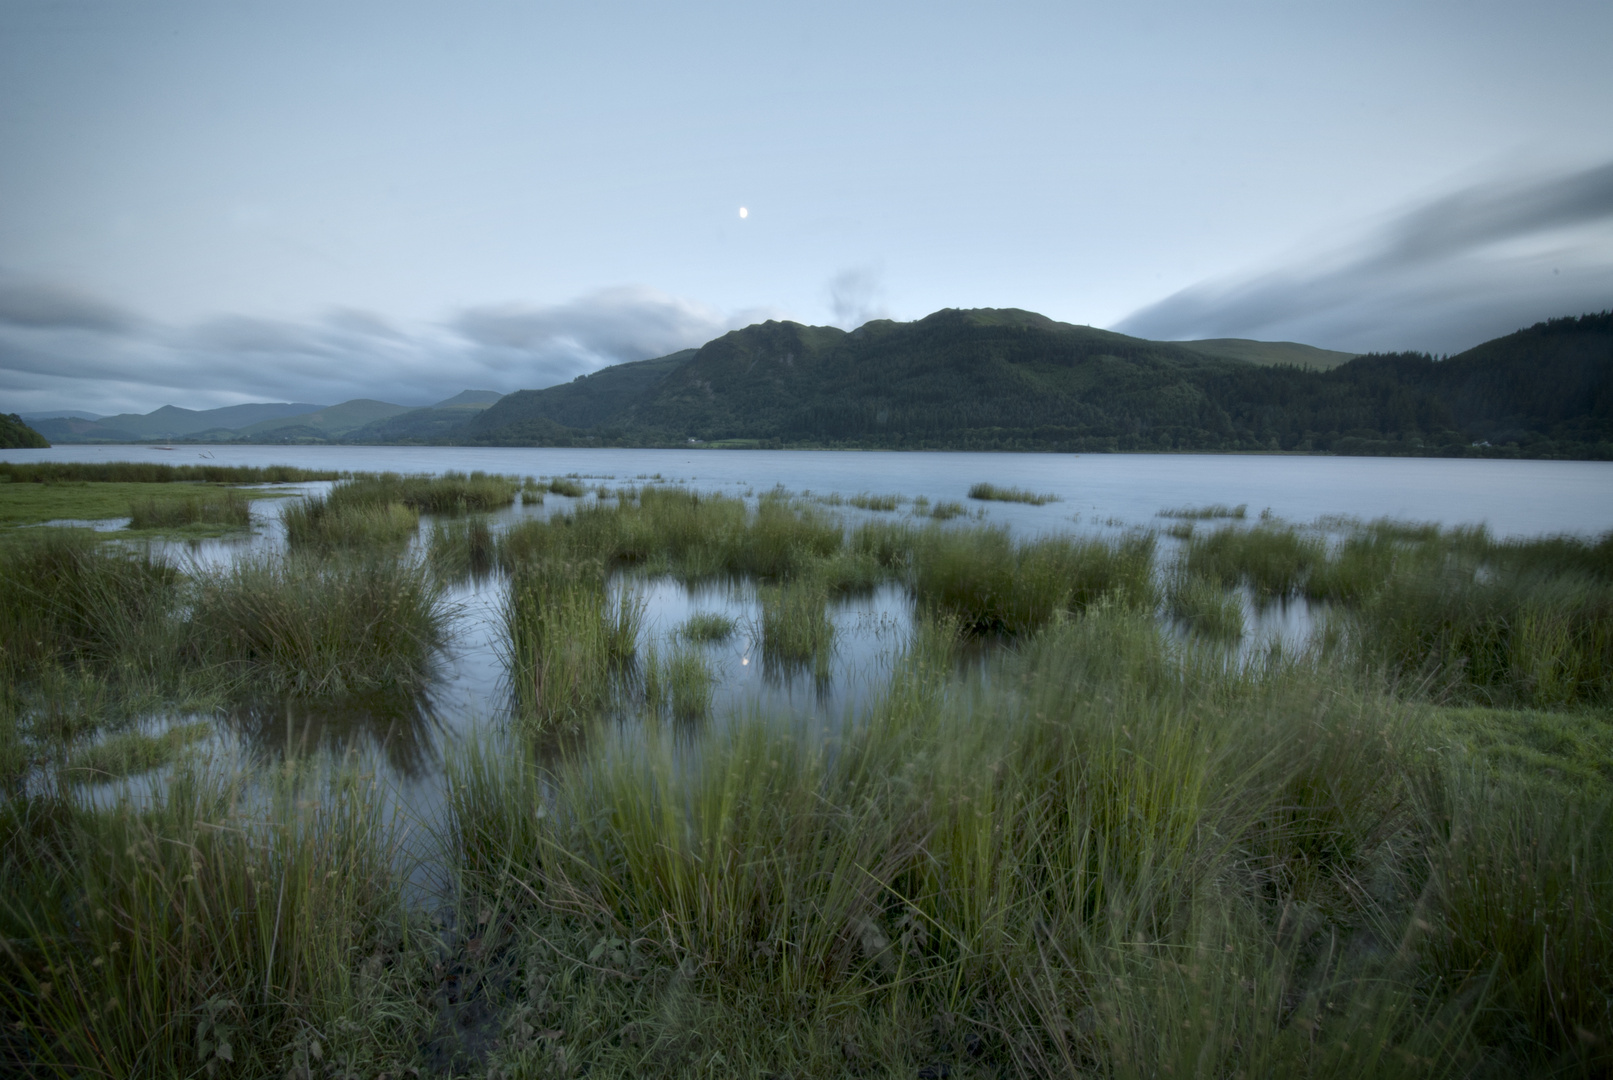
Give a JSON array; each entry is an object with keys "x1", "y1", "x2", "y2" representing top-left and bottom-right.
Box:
[
  {"x1": 641, "y1": 642, "x2": 717, "y2": 722},
  {"x1": 127, "y1": 488, "x2": 252, "y2": 530},
  {"x1": 502, "y1": 561, "x2": 642, "y2": 730},
  {"x1": 1355, "y1": 564, "x2": 1613, "y2": 706},
  {"x1": 282, "y1": 496, "x2": 419, "y2": 551},
  {"x1": 1186, "y1": 522, "x2": 1325, "y2": 598},
  {"x1": 0, "y1": 530, "x2": 180, "y2": 683},
  {"x1": 0, "y1": 766, "x2": 426, "y2": 1077},
  {"x1": 327, "y1": 470, "x2": 519, "y2": 515},
  {"x1": 188, "y1": 554, "x2": 449, "y2": 696},
  {"x1": 426, "y1": 515, "x2": 496, "y2": 582},
  {"x1": 444, "y1": 607, "x2": 1528, "y2": 1077},
  {"x1": 1165, "y1": 569, "x2": 1245, "y2": 640},
  {"x1": 759, "y1": 577, "x2": 835, "y2": 675},
  {"x1": 913, "y1": 526, "x2": 1155, "y2": 634}
]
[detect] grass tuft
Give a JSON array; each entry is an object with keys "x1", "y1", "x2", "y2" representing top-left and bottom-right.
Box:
[{"x1": 966, "y1": 482, "x2": 1059, "y2": 505}]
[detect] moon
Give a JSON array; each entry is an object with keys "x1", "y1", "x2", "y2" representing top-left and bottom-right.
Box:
[{"x1": 738, "y1": 206, "x2": 748, "y2": 219}]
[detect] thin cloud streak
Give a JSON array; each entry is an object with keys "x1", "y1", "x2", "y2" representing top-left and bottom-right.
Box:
[
  {"x1": 0, "y1": 285, "x2": 772, "y2": 417},
  {"x1": 1114, "y1": 161, "x2": 1613, "y2": 354}
]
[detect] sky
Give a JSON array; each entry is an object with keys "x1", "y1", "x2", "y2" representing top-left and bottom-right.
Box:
[{"x1": 2, "y1": 0, "x2": 1611, "y2": 417}]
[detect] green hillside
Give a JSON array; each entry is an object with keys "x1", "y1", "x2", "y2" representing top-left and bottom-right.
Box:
[
  {"x1": 0, "y1": 413, "x2": 49, "y2": 449},
  {"x1": 454, "y1": 308, "x2": 1611, "y2": 458},
  {"x1": 236, "y1": 399, "x2": 412, "y2": 440},
  {"x1": 1178, "y1": 338, "x2": 1358, "y2": 370}
]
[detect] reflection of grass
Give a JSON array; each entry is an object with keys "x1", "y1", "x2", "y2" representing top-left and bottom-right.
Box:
[
  {"x1": 966, "y1": 482, "x2": 1058, "y2": 505},
  {"x1": 427, "y1": 515, "x2": 495, "y2": 582},
  {"x1": 63, "y1": 720, "x2": 213, "y2": 782},
  {"x1": 679, "y1": 611, "x2": 736, "y2": 642}
]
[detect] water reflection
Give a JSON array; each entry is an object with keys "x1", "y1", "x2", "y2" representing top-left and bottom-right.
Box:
[{"x1": 219, "y1": 689, "x2": 447, "y2": 780}]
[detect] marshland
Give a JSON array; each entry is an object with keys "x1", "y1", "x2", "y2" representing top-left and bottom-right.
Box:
[{"x1": 1, "y1": 449, "x2": 1611, "y2": 1078}]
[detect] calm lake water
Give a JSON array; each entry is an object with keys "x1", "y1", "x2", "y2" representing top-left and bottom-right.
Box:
[{"x1": 9, "y1": 445, "x2": 1612, "y2": 816}]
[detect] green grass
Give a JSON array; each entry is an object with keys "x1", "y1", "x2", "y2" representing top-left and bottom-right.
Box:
[
  {"x1": 544, "y1": 477, "x2": 587, "y2": 497},
  {"x1": 127, "y1": 488, "x2": 252, "y2": 530},
  {"x1": 503, "y1": 562, "x2": 643, "y2": 730},
  {"x1": 0, "y1": 765, "x2": 426, "y2": 1077},
  {"x1": 848, "y1": 492, "x2": 900, "y2": 512},
  {"x1": 1186, "y1": 522, "x2": 1325, "y2": 598},
  {"x1": 187, "y1": 554, "x2": 449, "y2": 696},
  {"x1": 913, "y1": 526, "x2": 1156, "y2": 634},
  {"x1": 1165, "y1": 569, "x2": 1244, "y2": 641},
  {"x1": 641, "y1": 642, "x2": 717, "y2": 722},
  {"x1": 440, "y1": 607, "x2": 1612, "y2": 1077},
  {"x1": 678, "y1": 611, "x2": 736, "y2": 642},
  {"x1": 0, "y1": 462, "x2": 339, "y2": 484},
  {"x1": 324, "y1": 471, "x2": 520, "y2": 515},
  {"x1": 283, "y1": 497, "x2": 419, "y2": 551},
  {"x1": 924, "y1": 498, "x2": 966, "y2": 520},
  {"x1": 0, "y1": 480, "x2": 271, "y2": 527},
  {"x1": 966, "y1": 482, "x2": 1058, "y2": 505},
  {"x1": 759, "y1": 577, "x2": 835, "y2": 673}
]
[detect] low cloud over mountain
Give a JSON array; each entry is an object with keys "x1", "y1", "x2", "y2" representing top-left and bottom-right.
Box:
[
  {"x1": 1116, "y1": 160, "x2": 1613, "y2": 355},
  {"x1": 0, "y1": 282, "x2": 773, "y2": 417}
]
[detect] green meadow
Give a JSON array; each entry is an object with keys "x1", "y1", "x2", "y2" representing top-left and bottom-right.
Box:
[{"x1": 0, "y1": 466, "x2": 1609, "y2": 1077}]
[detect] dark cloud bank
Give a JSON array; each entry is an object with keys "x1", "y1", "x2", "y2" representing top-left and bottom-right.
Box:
[
  {"x1": 1116, "y1": 160, "x2": 1613, "y2": 354},
  {"x1": 0, "y1": 282, "x2": 768, "y2": 417}
]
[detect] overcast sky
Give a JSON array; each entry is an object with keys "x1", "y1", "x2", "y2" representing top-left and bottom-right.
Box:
[{"x1": 2, "y1": 0, "x2": 1611, "y2": 415}]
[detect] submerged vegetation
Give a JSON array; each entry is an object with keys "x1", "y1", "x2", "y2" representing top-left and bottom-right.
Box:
[{"x1": 1, "y1": 468, "x2": 1611, "y2": 1076}]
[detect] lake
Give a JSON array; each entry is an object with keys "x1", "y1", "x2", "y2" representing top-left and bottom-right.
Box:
[{"x1": 8, "y1": 444, "x2": 1613, "y2": 537}]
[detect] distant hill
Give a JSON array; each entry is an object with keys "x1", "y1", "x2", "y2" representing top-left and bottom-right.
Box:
[
  {"x1": 1178, "y1": 338, "x2": 1358, "y2": 371},
  {"x1": 0, "y1": 413, "x2": 49, "y2": 449},
  {"x1": 37, "y1": 401, "x2": 324, "y2": 443},
  {"x1": 233, "y1": 399, "x2": 412, "y2": 440},
  {"x1": 432, "y1": 390, "x2": 503, "y2": 408},
  {"x1": 20, "y1": 409, "x2": 100, "y2": 421},
  {"x1": 451, "y1": 308, "x2": 1611, "y2": 458},
  {"x1": 341, "y1": 392, "x2": 505, "y2": 444}
]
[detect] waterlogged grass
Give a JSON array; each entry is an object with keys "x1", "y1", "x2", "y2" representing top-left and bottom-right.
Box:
[
  {"x1": 0, "y1": 765, "x2": 427, "y2": 1077},
  {"x1": 7, "y1": 493, "x2": 1613, "y2": 1074},
  {"x1": 966, "y1": 481, "x2": 1058, "y2": 505},
  {"x1": 503, "y1": 562, "x2": 643, "y2": 730},
  {"x1": 848, "y1": 492, "x2": 900, "y2": 512},
  {"x1": 438, "y1": 607, "x2": 1613, "y2": 1077},
  {"x1": 0, "y1": 480, "x2": 264, "y2": 528},
  {"x1": 1165, "y1": 569, "x2": 1245, "y2": 640},
  {"x1": 1159, "y1": 502, "x2": 1247, "y2": 519},
  {"x1": 188, "y1": 555, "x2": 449, "y2": 696},
  {"x1": 325, "y1": 471, "x2": 520, "y2": 515},
  {"x1": 913, "y1": 526, "x2": 1156, "y2": 634},
  {"x1": 678, "y1": 611, "x2": 736, "y2": 642},
  {"x1": 284, "y1": 497, "x2": 419, "y2": 551},
  {"x1": 127, "y1": 488, "x2": 252, "y2": 530},
  {"x1": 759, "y1": 577, "x2": 835, "y2": 674},
  {"x1": 641, "y1": 642, "x2": 716, "y2": 722},
  {"x1": 1186, "y1": 522, "x2": 1325, "y2": 598}
]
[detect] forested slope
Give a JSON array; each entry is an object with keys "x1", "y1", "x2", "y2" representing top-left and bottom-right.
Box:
[{"x1": 458, "y1": 309, "x2": 1612, "y2": 458}]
